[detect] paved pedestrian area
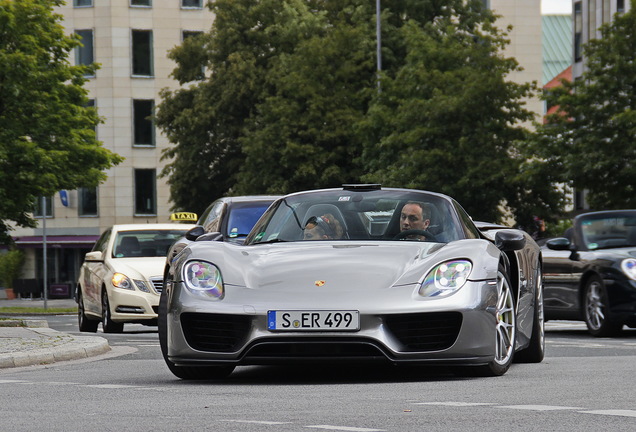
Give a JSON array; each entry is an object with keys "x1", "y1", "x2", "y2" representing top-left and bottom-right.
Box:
[{"x1": 0, "y1": 298, "x2": 110, "y2": 369}]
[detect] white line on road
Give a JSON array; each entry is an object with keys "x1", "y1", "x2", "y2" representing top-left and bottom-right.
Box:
[
  {"x1": 580, "y1": 410, "x2": 636, "y2": 418},
  {"x1": 221, "y1": 420, "x2": 293, "y2": 425},
  {"x1": 497, "y1": 405, "x2": 584, "y2": 411}
]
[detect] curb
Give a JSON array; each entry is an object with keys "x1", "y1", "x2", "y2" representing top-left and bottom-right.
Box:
[{"x1": 0, "y1": 320, "x2": 111, "y2": 369}]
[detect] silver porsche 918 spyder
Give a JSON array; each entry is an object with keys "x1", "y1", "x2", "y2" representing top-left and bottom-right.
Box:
[{"x1": 159, "y1": 185, "x2": 544, "y2": 379}]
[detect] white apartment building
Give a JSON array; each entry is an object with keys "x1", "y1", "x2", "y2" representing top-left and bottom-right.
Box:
[
  {"x1": 572, "y1": 0, "x2": 630, "y2": 80},
  {"x1": 6, "y1": 1, "x2": 543, "y2": 299}
]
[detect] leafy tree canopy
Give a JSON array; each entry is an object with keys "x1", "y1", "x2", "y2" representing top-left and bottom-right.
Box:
[
  {"x1": 159, "y1": 0, "x2": 551, "y2": 224},
  {"x1": 0, "y1": 0, "x2": 122, "y2": 243},
  {"x1": 537, "y1": 1, "x2": 636, "y2": 210}
]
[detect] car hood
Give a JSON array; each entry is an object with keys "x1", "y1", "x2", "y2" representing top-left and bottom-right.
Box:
[
  {"x1": 110, "y1": 257, "x2": 165, "y2": 279},
  {"x1": 184, "y1": 239, "x2": 500, "y2": 292}
]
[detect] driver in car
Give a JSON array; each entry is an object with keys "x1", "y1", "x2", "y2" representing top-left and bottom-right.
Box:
[{"x1": 400, "y1": 201, "x2": 432, "y2": 240}]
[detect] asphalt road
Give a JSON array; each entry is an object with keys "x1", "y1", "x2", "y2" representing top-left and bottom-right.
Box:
[{"x1": 1, "y1": 315, "x2": 635, "y2": 432}]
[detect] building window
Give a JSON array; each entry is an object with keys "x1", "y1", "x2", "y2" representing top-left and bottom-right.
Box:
[
  {"x1": 574, "y1": 2, "x2": 582, "y2": 62},
  {"x1": 183, "y1": 31, "x2": 205, "y2": 79},
  {"x1": 75, "y1": 29, "x2": 94, "y2": 76},
  {"x1": 34, "y1": 197, "x2": 53, "y2": 218},
  {"x1": 132, "y1": 30, "x2": 153, "y2": 77},
  {"x1": 85, "y1": 99, "x2": 96, "y2": 134},
  {"x1": 482, "y1": 0, "x2": 490, "y2": 9},
  {"x1": 183, "y1": 30, "x2": 203, "y2": 40},
  {"x1": 133, "y1": 99, "x2": 155, "y2": 146},
  {"x1": 182, "y1": 0, "x2": 203, "y2": 8},
  {"x1": 78, "y1": 187, "x2": 98, "y2": 217},
  {"x1": 74, "y1": 0, "x2": 93, "y2": 7},
  {"x1": 134, "y1": 169, "x2": 157, "y2": 215},
  {"x1": 618, "y1": 0, "x2": 625, "y2": 13},
  {"x1": 588, "y1": 0, "x2": 597, "y2": 39},
  {"x1": 603, "y1": 0, "x2": 612, "y2": 23},
  {"x1": 131, "y1": 0, "x2": 151, "y2": 6}
]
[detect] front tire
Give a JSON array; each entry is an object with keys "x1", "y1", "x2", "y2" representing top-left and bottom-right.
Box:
[
  {"x1": 78, "y1": 290, "x2": 99, "y2": 333},
  {"x1": 515, "y1": 266, "x2": 545, "y2": 363},
  {"x1": 102, "y1": 289, "x2": 124, "y2": 333},
  {"x1": 583, "y1": 275, "x2": 622, "y2": 337},
  {"x1": 158, "y1": 287, "x2": 234, "y2": 380}
]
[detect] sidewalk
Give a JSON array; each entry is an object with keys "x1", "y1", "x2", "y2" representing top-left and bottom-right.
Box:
[{"x1": 0, "y1": 298, "x2": 110, "y2": 369}]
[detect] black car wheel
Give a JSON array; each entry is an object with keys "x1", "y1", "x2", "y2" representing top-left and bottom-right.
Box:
[
  {"x1": 583, "y1": 275, "x2": 622, "y2": 337},
  {"x1": 158, "y1": 287, "x2": 235, "y2": 380},
  {"x1": 78, "y1": 290, "x2": 99, "y2": 333},
  {"x1": 102, "y1": 289, "x2": 124, "y2": 333},
  {"x1": 515, "y1": 266, "x2": 545, "y2": 363}
]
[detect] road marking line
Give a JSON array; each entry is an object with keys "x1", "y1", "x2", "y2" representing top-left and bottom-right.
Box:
[
  {"x1": 497, "y1": 405, "x2": 584, "y2": 411},
  {"x1": 306, "y1": 426, "x2": 385, "y2": 432},
  {"x1": 580, "y1": 410, "x2": 636, "y2": 418},
  {"x1": 0, "y1": 379, "x2": 28, "y2": 384},
  {"x1": 413, "y1": 402, "x2": 496, "y2": 407},
  {"x1": 222, "y1": 420, "x2": 293, "y2": 425}
]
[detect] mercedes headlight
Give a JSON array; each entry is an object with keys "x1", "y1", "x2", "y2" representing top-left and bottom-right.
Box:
[
  {"x1": 112, "y1": 273, "x2": 133, "y2": 290},
  {"x1": 419, "y1": 260, "x2": 472, "y2": 298},
  {"x1": 621, "y1": 258, "x2": 636, "y2": 281},
  {"x1": 183, "y1": 260, "x2": 224, "y2": 300}
]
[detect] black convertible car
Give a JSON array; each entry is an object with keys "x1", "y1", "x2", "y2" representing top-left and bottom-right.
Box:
[{"x1": 543, "y1": 210, "x2": 636, "y2": 336}]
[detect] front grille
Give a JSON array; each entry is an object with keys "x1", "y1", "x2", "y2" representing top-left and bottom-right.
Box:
[
  {"x1": 150, "y1": 277, "x2": 163, "y2": 293},
  {"x1": 384, "y1": 312, "x2": 462, "y2": 351},
  {"x1": 180, "y1": 313, "x2": 252, "y2": 352},
  {"x1": 245, "y1": 338, "x2": 386, "y2": 360}
]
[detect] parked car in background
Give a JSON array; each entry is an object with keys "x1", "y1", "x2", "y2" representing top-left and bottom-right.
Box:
[
  {"x1": 164, "y1": 195, "x2": 280, "y2": 274},
  {"x1": 543, "y1": 210, "x2": 636, "y2": 336},
  {"x1": 159, "y1": 185, "x2": 544, "y2": 380},
  {"x1": 77, "y1": 223, "x2": 196, "y2": 333}
]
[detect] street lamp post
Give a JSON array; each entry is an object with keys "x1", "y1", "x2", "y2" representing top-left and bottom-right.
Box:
[
  {"x1": 41, "y1": 196, "x2": 48, "y2": 310},
  {"x1": 376, "y1": 0, "x2": 382, "y2": 92}
]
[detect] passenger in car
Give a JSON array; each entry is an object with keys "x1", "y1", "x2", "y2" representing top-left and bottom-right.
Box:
[{"x1": 303, "y1": 214, "x2": 345, "y2": 240}]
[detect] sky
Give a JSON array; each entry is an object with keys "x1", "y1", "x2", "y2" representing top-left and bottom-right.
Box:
[{"x1": 542, "y1": 0, "x2": 572, "y2": 14}]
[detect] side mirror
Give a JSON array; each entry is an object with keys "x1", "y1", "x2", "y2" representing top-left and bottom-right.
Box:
[
  {"x1": 185, "y1": 226, "x2": 205, "y2": 241},
  {"x1": 495, "y1": 230, "x2": 526, "y2": 251},
  {"x1": 546, "y1": 237, "x2": 572, "y2": 251},
  {"x1": 85, "y1": 251, "x2": 103, "y2": 262}
]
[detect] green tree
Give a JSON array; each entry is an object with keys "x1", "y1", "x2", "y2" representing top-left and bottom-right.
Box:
[
  {"x1": 537, "y1": 1, "x2": 636, "y2": 210},
  {"x1": 360, "y1": 0, "x2": 538, "y2": 223},
  {"x1": 234, "y1": 0, "x2": 375, "y2": 194},
  {"x1": 0, "y1": 0, "x2": 122, "y2": 244},
  {"x1": 159, "y1": 0, "x2": 551, "y2": 224},
  {"x1": 0, "y1": 249, "x2": 24, "y2": 289}
]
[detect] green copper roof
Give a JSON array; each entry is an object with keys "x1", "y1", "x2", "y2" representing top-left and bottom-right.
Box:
[{"x1": 543, "y1": 14, "x2": 572, "y2": 85}]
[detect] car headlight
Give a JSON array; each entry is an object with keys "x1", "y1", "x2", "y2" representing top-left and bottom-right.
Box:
[
  {"x1": 419, "y1": 260, "x2": 472, "y2": 298},
  {"x1": 621, "y1": 258, "x2": 636, "y2": 281},
  {"x1": 133, "y1": 280, "x2": 152, "y2": 293},
  {"x1": 112, "y1": 273, "x2": 134, "y2": 290},
  {"x1": 183, "y1": 260, "x2": 224, "y2": 300}
]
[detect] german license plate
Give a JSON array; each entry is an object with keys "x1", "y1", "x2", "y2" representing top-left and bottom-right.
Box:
[{"x1": 267, "y1": 310, "x2": 360, "y2": 331}]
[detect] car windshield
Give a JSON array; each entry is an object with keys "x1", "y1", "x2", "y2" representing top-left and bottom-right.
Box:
[
  {"x1": 244, "y1": 189, "x2": 465, "y2": 245},
  {"x1": 226, "y1": 202, "x2": 272, "y2": 239},
  {"x1": 579, "y1": 212, "x2": 636, "y2": 250},
  {"x1": 113, "y1": 229, "x2": 190, "y2": 258}
]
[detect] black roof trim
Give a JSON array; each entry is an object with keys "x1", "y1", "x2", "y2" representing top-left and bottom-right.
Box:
[{"x1": 342, "y1": 184, "x2": 382, "y2": 191}]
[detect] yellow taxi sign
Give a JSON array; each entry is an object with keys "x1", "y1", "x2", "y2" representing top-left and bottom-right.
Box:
[{"x1": 170, "y1": 212, "x2": 198, "y2": 222}]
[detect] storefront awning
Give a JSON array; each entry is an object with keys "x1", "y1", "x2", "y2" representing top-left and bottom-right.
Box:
[{"x1": 13, "y1": 235, "x2": 100, "y2": 249}]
